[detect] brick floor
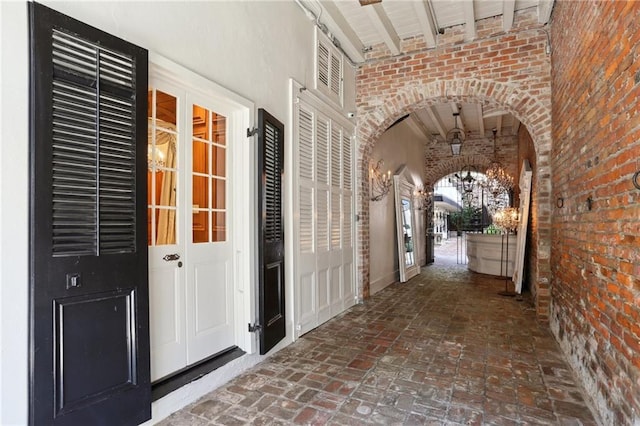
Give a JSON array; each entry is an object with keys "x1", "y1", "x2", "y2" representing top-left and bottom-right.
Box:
[{"x1": 158, "y1": 261, "x2": 596, "y2": 425}]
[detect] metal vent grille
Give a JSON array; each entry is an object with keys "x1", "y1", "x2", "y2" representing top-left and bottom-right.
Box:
[
  {"x1": 264, "y1": 121, "x2": 282, "y2": 243},
  {"x1": 51, "y1": 29, "x2": 136, "y2": 256}
]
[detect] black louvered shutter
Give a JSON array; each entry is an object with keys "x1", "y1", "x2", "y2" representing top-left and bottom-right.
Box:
[
  {"x1": 257, "y1": 108, "x2": 286, "y2": 354},
  {"x1": 51, "y1": 30, "x2": 137, "y2": 256},
  {"x1": 29, "y1": 3, "x2": 151, "y2": 425}
]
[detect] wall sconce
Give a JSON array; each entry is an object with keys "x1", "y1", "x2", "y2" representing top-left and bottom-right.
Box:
[
  {"x1": 633, "y1": 170, "x2": 640, "y2": 190},
  {"x1": 556, "y1": 196, "x2": 564, "y2": 208},
  {"x1": 446, "y1": 112, "x2": 465, "y2": 156},
  {"x1": 414, "y1": 185, "x2": 432, "y2": 210},
  {"x1": 370, "y1": 159, "x2": 392, "y2": 202}
]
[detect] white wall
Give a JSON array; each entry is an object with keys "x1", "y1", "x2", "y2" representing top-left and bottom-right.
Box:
[
  {"x1": 369, "y1": 124, "x2": 425, "y2": 295},
  {"x1": 0, "y1": 1, "x2": 356, "y2": 424}
]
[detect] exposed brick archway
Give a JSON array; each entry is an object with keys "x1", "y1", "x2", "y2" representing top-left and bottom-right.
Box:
[
  {"x1": 356, "y1": 79, "x2": 552, "y2": 319},
  {"x1": 423, "y1": 154, "x2": 492, "y2": 187}
]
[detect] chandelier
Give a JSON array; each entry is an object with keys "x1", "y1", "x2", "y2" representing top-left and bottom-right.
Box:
[
  {"x1": 493, "y1": 207, "x2": 519, "y2": 232},
  {"x1": 370, "y1": 159, "x2": 392, "y2": 202},
  {"x1": 484, "y1": 128, "x2": 514, "y2": 191}
]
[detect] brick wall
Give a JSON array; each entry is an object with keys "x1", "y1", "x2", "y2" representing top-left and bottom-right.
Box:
[
  {"x1": 355, "y1": 9, "x2": 552, "y2": 318},
  {"x1": 550, "y1": 2, "x2": 640, "y2": 424}
]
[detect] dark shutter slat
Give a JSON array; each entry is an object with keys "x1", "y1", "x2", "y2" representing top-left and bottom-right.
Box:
[
  {"x1": 264, "y1": 121, "x2": 282, "y2": 243},
  {"x1": 50, "y1": 28, "x2": 137, "y2": 256}
]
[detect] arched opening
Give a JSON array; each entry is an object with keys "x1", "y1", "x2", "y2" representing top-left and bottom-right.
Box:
[{"x1": 356, "y1": 80, "x2": 551, "y2": 319}]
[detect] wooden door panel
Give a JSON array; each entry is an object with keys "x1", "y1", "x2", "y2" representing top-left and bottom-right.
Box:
[
  {"x1": 149, "y1": 266, "x2": 185, "y2": 381},
  {"x1": 258, "y1": 109, "x2": 286, "y2": 355},
  {"x1": 193, "y1": 262, "x2": 229, "y2": 333},
  {"x1": 55, "y1": 290, "x2": 137, "y2": 413},
  {"x1": 29, "y1": 4, "x2": 150, "y2": 425}
]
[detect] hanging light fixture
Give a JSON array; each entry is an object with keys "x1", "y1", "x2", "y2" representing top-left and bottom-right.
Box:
[
  {"x1": 446, "y1": 112, "x2": 465, "y2": 156},
  {"x1": 484, "y1": 128, "x2": 514, "y2": 191},
  {"x1": 460, "y1": 169, "x2": 475, "y2": 193}
]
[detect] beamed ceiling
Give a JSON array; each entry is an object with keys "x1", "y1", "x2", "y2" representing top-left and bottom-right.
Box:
[{"x1": 296, "y1": 0, "x2": 555, "y2": 140}]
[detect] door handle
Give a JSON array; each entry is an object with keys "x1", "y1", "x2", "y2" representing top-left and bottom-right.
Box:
[{"x1": 162, "y1": 253, "x2": 180, "y2": 262}]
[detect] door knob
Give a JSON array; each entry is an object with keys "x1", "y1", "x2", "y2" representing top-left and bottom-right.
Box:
[{"x1": 162, "y1": 253, "x2": 180, "y2": 262}]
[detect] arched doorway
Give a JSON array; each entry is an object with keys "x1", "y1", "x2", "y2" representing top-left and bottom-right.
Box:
[{"x1": 356, "y1": 79, "x2": 551, "y2": 319}]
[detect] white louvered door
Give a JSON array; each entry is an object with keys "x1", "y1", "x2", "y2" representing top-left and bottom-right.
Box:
[
  {"x1": 294, "y1": 91, "x2": 355, "y2": 338},
  {"x1": 316, "y1": 114, "x2": 332, "y2": 324},
  {"x1": 296, "y1": 104, "x2": 317, "y2": 335}
]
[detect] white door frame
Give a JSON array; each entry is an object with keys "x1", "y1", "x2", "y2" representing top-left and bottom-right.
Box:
[{"x1": 149, "y1": 53, "x2": 256, "y2": 355}]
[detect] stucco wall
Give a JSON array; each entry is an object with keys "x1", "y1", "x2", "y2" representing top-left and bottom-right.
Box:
[{"x1": 369, "y1": 124, "x2": 426, "y2": 294}]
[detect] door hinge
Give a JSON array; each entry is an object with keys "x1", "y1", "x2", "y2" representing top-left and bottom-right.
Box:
[
  {"x1": 247, "y1": 127, "x2": 259, "y2": 138},
  {"x1": 248, "y1": 322, "x2": 262, "y2": 333}
]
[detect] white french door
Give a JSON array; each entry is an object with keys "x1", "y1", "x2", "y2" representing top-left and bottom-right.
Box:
[{"x1": 148, "y1": 78, "x2": 234, "y2": 382}]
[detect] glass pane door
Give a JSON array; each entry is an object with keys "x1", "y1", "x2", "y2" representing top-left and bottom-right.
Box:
[
  {"x1": 148, "y1": 89, "x2": 178, "y2": 246},
  {"x1": 192, "y1": 104, "x2": 227, "y2": 243}
]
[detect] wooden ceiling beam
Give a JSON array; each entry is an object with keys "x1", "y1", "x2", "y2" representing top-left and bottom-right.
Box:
[
  {"x1": 413, "y1": 0, "x2": 438, "y2": 48},
  {"x1": 476, "y1": 104, "x2": 485, "y2": 138},
  {"x1": 503, "y1": 0, "x2": 516, "y2": 32},
  {"x1": 405, "y1": 114, "x2": 431, "y2": 139},
  {"x1": 538, "y1": 0, "x2": 554, "y2": 24},
  {"x1": 462, "y1": 0, "x2": 476, "y2": 41},
  {"x1": 424, "y1": 106, "x2": 447, "y2": 140},
  {"x1": 364, "y1": 3, "x2": 401, "y2": 55},
  {"x1": 450, "y1": 103, "x2": 465, "y2": 133}
]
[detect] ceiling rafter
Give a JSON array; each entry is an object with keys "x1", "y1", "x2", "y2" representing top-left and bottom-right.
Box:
[
  {"x1": 424, "y1": 106, "x2": 447, "y2": 140},
  {"x1": 503, "y1": 0, "x2": 516, "y2": 32},
  {"x1": 364, "y1": 3, "x2": 401, "y2": 55},
  {"x1": 462, "y1": 0, "x2": 476, "y2": 41},
  {"x1": 513, "y1": 118, "x2": 521, "y2": 136},
  {"x1": 412, "y1": 0, "x2": 438, "y2": 49},
  {"x1": 313, "y1": 0, "x2": 366, "y2": 62},
  {"x1": 483, "y1": 109, "x2": 508, "y2": 118},
  {"x1": 450, "y1": 103, "x2": 465, "y2": 133},
  {"x1": 405, "y1": 114, "x2": 430, "y2": 139},
  {"x1": 496, "y1": 115, "x2": 503, "y2": 136},
  {"x1": 538, "y1": 0, "x2": 554, "y2": 24},
  {"x1": 476, "y1": 104, "x2": 485, "y2": 137}
]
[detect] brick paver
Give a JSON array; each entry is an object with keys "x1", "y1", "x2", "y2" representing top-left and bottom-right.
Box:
[{"x1": 158, "y1": 260, "x2": 596, "y2": 425}]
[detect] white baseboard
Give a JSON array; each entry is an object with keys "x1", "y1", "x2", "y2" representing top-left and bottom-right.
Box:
[{"x1": 370, "y1": 271, "x2": 398, "y2": 295}]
